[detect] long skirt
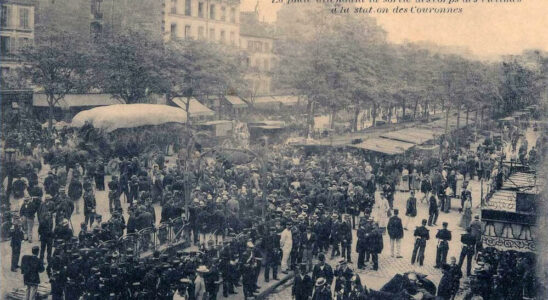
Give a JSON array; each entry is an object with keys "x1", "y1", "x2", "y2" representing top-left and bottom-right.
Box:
[{"x1": 460, "y1": 208, "x2": 472, "y2": 229}]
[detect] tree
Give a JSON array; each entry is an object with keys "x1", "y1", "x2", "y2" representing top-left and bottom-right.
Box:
[
  {"x1": 92, "y1": 29, "x2": 164, "y2": 104},
  {"x1": 20, "y1": 30, "x2": 92, "y2": 131},
  {"x1": 160, "y1": 39, "x2": 245, "y2": 126}
]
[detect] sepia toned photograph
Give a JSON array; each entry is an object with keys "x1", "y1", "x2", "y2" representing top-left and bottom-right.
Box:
[{"x1": 0, "y1": 0, "x2": 547, "y2": 299}]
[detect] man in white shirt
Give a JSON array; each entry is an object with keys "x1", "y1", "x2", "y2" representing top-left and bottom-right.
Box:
[{"x1": 280, "y1": 223, "x2": 293, "y2": 273}]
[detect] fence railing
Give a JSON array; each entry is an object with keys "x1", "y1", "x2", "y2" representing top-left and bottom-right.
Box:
[{"x1": 85, "y1": 216, "x2": 189, "y2": 258}]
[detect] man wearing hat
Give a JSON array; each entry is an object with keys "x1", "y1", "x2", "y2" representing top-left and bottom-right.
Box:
[
  {"x1": 411, "y1": 219, "x2": 430, "y2": 266},
  {"x1": 312, "y1": 253, "x2": 334, "y2": 287},
  {"x1": 387, "y1": 209, "x2": 404, "y2": 259},
  {"x1": 20, "y1": 196, "x2": 39, "y2": 242},
  {"x1": 469, "y1": 215, "x2": 482, "y2": 256},
  {"x1": 330, "y1": 213, "x2": 341, "y2": 259},
  {"x1": 340, "y1": 214, "x2": 352, "y2": 263},
  {"x1": 263, "y1": 226, "x2": 280, "y2": 282},
  {"x1": 458, "y1": 226, "x2": 476, "y2": 276},
  {"x1": 10, "y1": 221, "x2": 25, "y2": 271},
  {"x1": 435, "y1": 222, "x2": 452, "y2": 268},
  {"x1": 280, "y1": 222, "x2": 293, "y2": 273},
  {"x1": 293, "y1": 264, "x2": 313, "y2": 300},
  {"x1": 21, "y1": 246, "x2": 45, "y2": 300}
]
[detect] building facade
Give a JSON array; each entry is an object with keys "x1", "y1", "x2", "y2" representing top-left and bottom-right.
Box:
[
  {"x1": 239, "y1": 11, "x2": 275, "y2": 96},
  {"x1": 164, "y1": 0, "x2": 240, "y2": 45},
  {"x1": 0, "y1": 0, "x2": 34, "y2": 74}
]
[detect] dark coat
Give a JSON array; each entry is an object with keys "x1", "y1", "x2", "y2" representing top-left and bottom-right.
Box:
[
  {"x1": 312, "y1": 263, "x2": 334, "y2": 285},
  {"x1": 387, "y1": 216, "x2": 404, "y2": 239},
  {"x1": 428, "y1": 196, "x2": 438, "y2": 214},
  {"x1": 312, "y1": 286, "x2": 332, "y2": 300},
  {"x1": 68, "y1": 179, "x2": 83, "y2": 201},
  {"x1": 437, "y1": 272, "x2": 453, "y2": 299},
  {"x1": 293, "y1": 274, "x2": 313, "y2": 300},
  {"x1": 405, "y1": 197, "x2": 417, "y2": 217},
  {"x1": 368, "y1": 229, "x2": 383, "y2": 254},
  {"x1": 21, "y1": 254, "x2": 45, "y2": 285}
]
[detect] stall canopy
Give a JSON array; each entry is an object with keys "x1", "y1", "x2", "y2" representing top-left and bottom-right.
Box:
[
  {"x1": 224, "y1": 96, "x2": 248, "y2": 108},
  {"x1": 71, "y1": 104, "x2": 187, "y2": 132},
  {"x1": 251, "y1": 96, "x2": 279, "y2": 108},
  {"x1": 484, "y1": 190, "x2": 517, "y2": 212},
  {"x1": 349, "y1": 138, "x2": 415, "y2": 155},
  {"x1": 271, "y1": 95, "x2": 300, "y2": 106},
  {"x1": 33, "y1": 93, "x2": 122, "y2": 108},
  {"x1": 171, "y1": 97, "x2": 215, "y2": 117},
  {"x1": 380, "y1": 128, "x2": 436, "y2": 145}
]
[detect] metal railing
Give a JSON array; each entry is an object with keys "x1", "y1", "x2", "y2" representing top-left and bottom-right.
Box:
[{"x1": 91, "y1": 217, "x2": 189, "y2": 257}]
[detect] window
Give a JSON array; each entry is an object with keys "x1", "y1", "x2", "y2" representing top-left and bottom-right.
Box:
[
  {"x1": 209, "y1": 28, "x2": 215, "y2": 41},
  {"x1": 170, "y1": 0, "x2": 177, "y2": 13},
  {"x1": 255, "y1": 59, "x2": 260, "y2": 71},
  {"x1": 91, "y1": 0, "x2": 103, "y2": 18},
  {"x1": 198, "y1": 26, "x2": 204, "y2": 39},
  {"x1": 247, "y1": 41, "x2": 253, "y2": 51},
  {"x1": 220, "y1": 6, "x2": 226, "y2": 21},
  {"x1": 184, "y1": 0, "x2": 191, "y2": 16},
  {"x1": 230, "y1": 31, "x2": 235, "y2": 45},
  {"x1": 1, "y1": 5, "x2": 10, "y2": 28},
  {"x1": 19, "y1": 8, "x2": 29, "y2": 28},
  {"x1": 1, "y1": 36, "x2": 11, "y2": 55},
  {"x1": 170, "y1": 23, "x2": 177, "y2": 39},
  {"x1": 255, "y1": 41, "x2": 263, "y2": 52},
  {"x1": 230, "y1": 7, "x2": 236, "y2": 23},
  {"x1": 264, "y1": 42, "x2": 269, "y2": 53},
  {"x1": 184, "y1": 25, "x2": 191, "y2": 39},
  {"x1": 209, "y1": 4, "x2": 215, "y2": 20},
  {"x1": 198, "y1": 2, "x2": 204, "y2": 17},
  {"x1": 264, "y1": 59, "x2": 269, "y2": 71},
  {"x1": 220, "y1": 30, "x2": 225, "y2": 44},
  {"x1": 17, "y1": 37, "x2": 28, "y2": 51}
]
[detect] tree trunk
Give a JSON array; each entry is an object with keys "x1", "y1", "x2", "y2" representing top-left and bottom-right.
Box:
[
  {"x1": 456, "y1": 105, "x2": 461, "y2": 130},
  {"x1": 329, "y1": 107, "x2": 336, "y2": 129},
  {"x1": 465, "y1": 107, "x2": 470, "y2": 126},
  {"x1": 47, "y1": 95, "x2": 55, "y2": 133},
  {"x1": 481, "y1": 107, "x2": 485, "y2": 129},
  {"x1": 413, "y1": 99, "x2": 419, "y2": 120},
  {"x1": 305, "y1": 100, "x2": 313, "y2": 138},
  {"x1": 388, "y1": 105, "x2": 393, "y2": 124},
  {"x1": 445, "y1": 106, "x2": 450, "y2": 135},
  {"x1": 353, "y1": 105, "x2": 360, "y2": 132},
  {"x1": 402, "y1": 99, "x2": 406, "y2": 121},
  {"x1": 474, "y1": 109, "x2": 479, "y2": 133},
  {"x1": 372, "y1": 102, "x2": 377, "y2": 128}
]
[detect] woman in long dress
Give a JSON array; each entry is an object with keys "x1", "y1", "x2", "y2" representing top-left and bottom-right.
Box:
[
  {"x1": 460, "y1": 198, "x2": 472, "y2": 229},
  {"x1": 400, "y1": 168, "x2": 410, "y2": 192},
  {"x1": 455, "y1": 172, "x2": 464, "y2": 197}
]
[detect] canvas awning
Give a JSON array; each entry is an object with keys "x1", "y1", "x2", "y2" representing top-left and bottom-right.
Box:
[
  {"x1": 71, "y1": 104, "x2": 187, "y2": 132},
  {"x1": 224, "y1": 96, "x2": 248, "y2": 108},
  {"x1": 33, "y1": 94, "x2": 122, "y2": 108},
  {"x1": 252, "y1": 96, "x2": 279, "y2": 108},
  {"x1": 271, "y1": 95, "x2": 300, "y2": 106},
  {"x1": 349, "y1": 138, "x2": 415, "y2": 155},
  {"x1": 380, "y1": 128, "x2": 437, "y2": 145},
  {"x1": 172, "y1": 97, "x2": 214, "y2": 117}
]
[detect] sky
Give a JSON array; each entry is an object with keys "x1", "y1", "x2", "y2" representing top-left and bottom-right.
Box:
[{"x1": 240, "y1": 0, "x2": 548, "y2": 60}]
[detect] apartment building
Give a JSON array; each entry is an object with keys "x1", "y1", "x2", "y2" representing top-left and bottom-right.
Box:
[
  {"x1": 0, "y1": 0, "x2": 34, "y2": 74},
  {"x1": 239, "y1": 11, "x2": 275, "y2": 96},
  {"x1": 165, "y1": 0, "x2": 240, "y2": 45}
]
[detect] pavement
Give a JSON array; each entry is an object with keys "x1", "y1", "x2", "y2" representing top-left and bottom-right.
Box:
[{"x1": 0, "y1": 125, "x2": 537, "y2": 299}]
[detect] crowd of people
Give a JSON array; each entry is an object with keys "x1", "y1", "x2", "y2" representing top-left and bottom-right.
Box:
[{"x1": 2, "y1": 117, "x2": 546, "y2": 300}]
